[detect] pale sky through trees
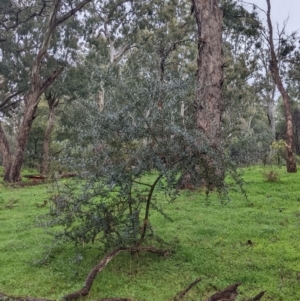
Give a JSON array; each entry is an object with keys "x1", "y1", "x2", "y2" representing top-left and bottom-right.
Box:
[{"x1": 246, "y1": 0, "x2": 300, "y2": 33}]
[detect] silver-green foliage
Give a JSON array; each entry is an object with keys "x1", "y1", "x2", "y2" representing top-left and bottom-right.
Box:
[{"x1": 44, "y1": 62, "x2": 243, "y2": 253}]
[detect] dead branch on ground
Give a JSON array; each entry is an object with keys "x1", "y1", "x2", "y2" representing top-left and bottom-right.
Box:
[
  {"x1": 63, "y1": 246, "x2": 168, "y2": 301},
  {"x1": 1, "y1": 250, "x2": 265, "y2": 301},
  {"x1": 170, "y1": 278, "x2": 201, "y2": 301}
]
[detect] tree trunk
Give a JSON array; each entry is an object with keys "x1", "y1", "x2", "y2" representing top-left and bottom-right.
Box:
[
  {"x1": 1, "y1": 0, "x2": 92, "y2": 182},
  {"x1": 40, "y1": 93, "x2": 59, "y2": 175},
  {"x1": 192, "y1": 0, "x2": 223, "y2": 147},
  {"x1": 0, "y1": 123, "x2": 12, "y2": 180},
  {"x1": 7, "y1": 93, "x2": 40, "y2": 182},
  {"x1": 267, "y1": 85, "x2": 276, "y2": 139},
  {"x1": 266, "y1": 0, "x2": 297, "y2": 173},
  {"x1": 190, "y1": 0, "x2": 224, "y2": 188}
]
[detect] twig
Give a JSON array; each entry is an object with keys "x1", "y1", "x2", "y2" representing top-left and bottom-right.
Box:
[
  {"x1": 244, "y1": 291, "x2": 265, "y2": 301},
  {"x1": 171, "y1": 278, "x2": 201, "y2": 301}
]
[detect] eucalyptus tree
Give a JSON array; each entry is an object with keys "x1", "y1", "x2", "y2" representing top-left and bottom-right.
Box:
[
  {"x1": 0, "y1": 0, "x2": 94, "y2": 182},
  {"x1": 80, "y1": 0, "x2": 196, "y2": 112},
  {"x1": 221, "y1": 1, "x2": 261, "y2": 135},
  {"x1": 265, "y1": 0, "x2": 297, "y2": 172},
  {"x1": 252, "y1": 47, "x2": 277, "y2": 138},
  {"x1": 192, "y1": 0, "x2": 223, "y2": 148},
  {"x1": 39, "y1": 91, "x2": 60, "y2": 175},
  {"x1": 189, "y1": 0, "x2": 259, "y2": 180}
]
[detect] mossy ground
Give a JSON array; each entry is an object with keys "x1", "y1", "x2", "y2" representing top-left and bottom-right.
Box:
[{"x1": 0, "y1": 166, "x2": 300, "y2": 300}]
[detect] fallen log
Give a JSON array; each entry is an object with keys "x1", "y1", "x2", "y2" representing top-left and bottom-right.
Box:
[{"x1": 23, "y1": 175, "x2": 47, "y2": 181}]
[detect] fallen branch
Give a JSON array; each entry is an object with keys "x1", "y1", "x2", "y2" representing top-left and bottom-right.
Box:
[
  {"x1": 1, "y1": 282, "x2": 265, "y2": 301},
  {"x1": 243, "y1": 291, "x2": 265, "y2": 301},
  {"x1": 1, "y1": 258, "x2": 265, "y2": 301},
  {"x1": 171, "y1": 278, "x2": 201, "y2": 301},
  {"x1": 0, "y1": 292, "x2": 133, "y2": 301},
  {"x1": 206, "y1": 283, "x2": 265, "y2": 301},
  {"x1": 63, "y1": 246, "x2": 168, "y2": 301},
  {"x1": 205, "y1": 283, "x2": 241, "y2": 301}
]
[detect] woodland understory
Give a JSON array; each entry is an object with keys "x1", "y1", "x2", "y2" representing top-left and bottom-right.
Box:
[{"x1": 1, "y1": 0, "x2": 300, "y2": 300}]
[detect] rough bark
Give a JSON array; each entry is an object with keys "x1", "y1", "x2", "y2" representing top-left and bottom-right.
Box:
[
  {"x1": 40, "y1": 92, "x2": 59, "y2": 175},
  {"x1": 0, "y1": 123, "x2": 12, "y2": 180},
  {"x1": 186, "y1": 0, "x2": 224, "y2": 189},
  {"x1": 266, "y1": 0, "x2": 297, "y2": 173},
  {"x1": 192, "y1": 0, "x2": 223, "y2": 147}
]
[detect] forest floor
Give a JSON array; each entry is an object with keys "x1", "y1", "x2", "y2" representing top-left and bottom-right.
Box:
[{"x1": 0, "y1": 166, "x2": 300, "y2": 300}]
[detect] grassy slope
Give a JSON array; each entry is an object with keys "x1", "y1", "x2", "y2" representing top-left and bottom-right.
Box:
[{"x1": 0, "y1": 166, "x2": 300, "y2": 300}]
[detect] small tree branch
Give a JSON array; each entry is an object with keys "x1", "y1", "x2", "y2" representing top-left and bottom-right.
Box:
[
  {"x1": 113, "y1": 44, "x2": 134, "y2": 63},
  {"x1": 248, "y1": 291, "x2": 265, "y2": 301},
  {"x1": 40, "y1": 67, "x2": 64, "y2": 93},
  {"x1": 31, "y1": 0, "x2": 61, "y2": 90},
  {"x1": 0, "y1": 90, "x2": 23, "y2": 111},
  {"x1": 56, "y1": 0, "x2": 93, "y2": 26},
  {"x1": 0, "y1": 1, "x2": 48, "y2": 32},
  {"x1": 170, "y1": 278, "x2": 201, "y2": 301},
  {"x1": 137, "y1": 174, "x2": 163, "y2": 246}
]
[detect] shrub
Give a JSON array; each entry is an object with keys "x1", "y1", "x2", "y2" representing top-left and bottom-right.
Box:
[
  {"x1": 269, "y1": 139, "x2": 286, "y2": 166},
  {"x1": 261, "y1": 170, "x2": 280, "y2": 182},
  {"x1": 42, "y1": 66, "x2": 242, "y2": 257}
]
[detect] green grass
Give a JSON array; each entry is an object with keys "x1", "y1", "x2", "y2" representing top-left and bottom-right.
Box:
[{"x1": 1, "y1": 166, "x2": 300, "y2": 300}]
